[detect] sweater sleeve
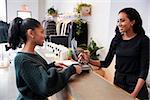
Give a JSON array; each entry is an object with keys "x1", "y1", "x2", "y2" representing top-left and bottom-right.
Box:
[
  {"x1": 100, "y1": 37, "x2": 116, "y2": 68},
  {"x1": 20, "y1": 60, "x2": 76, "y2": 96},
  {"x1": 47, "y1": 61, "x2": 56, "y2": 68},
  {"x1": 138, "y1": 36, "x2": 149, "y2": 80}
]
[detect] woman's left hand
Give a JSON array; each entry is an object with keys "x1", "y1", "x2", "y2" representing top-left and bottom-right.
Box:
[{"x1": 130, "y1": 92, "x2": 137, "y2": 98}]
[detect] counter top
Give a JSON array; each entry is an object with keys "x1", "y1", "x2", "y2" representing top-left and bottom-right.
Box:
[
  {"x1": 36, "y1": 47, "x2": 134, "y2": 100},
  {"x1": 68, "y1": 71, "x2": 134, "y2": 100}
]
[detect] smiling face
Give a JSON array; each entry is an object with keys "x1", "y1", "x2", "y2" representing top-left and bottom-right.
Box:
[{"x1": 117, "y1": 12, "x2": 135, "y2": 33}]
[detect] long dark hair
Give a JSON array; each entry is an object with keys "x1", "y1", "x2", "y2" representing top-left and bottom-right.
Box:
[
  {"x1": 8, "y1": 17, "x2": 41, "y2": 50},
  {"x1": 113, "y1": 8, "x2": 145, "y2": 48},
  {"x1": 115, "y1": 7, "x2": 145, "y2": 36}
]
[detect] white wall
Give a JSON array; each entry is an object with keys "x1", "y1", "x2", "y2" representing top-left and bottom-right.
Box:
[
  {"x1": 7, "y1": 0, "x2": 39, "y2": 22},
  {"x1": 0, "y1": 0, "x2": 7, "y2": 21},
  {"x1": 90, "y1": 0, "x2": 111, "y2": 54},
  {"x1": 38, "y1": 0, "x2": 46, "y2": 22},
  {"x1": 52, "y1": 0, "x2": 81, "y2": 13}
]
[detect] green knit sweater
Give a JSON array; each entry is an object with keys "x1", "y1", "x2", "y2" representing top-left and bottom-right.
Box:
[{"x1": 14, "y1": 52, "x2": 76, "y2": 100}]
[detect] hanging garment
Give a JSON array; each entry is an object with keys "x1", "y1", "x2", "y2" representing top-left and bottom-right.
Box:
[
  {"x1": 56, "y1": 21, "x2": 63, "y2": 35},
  {"x1": 0, "y1": 21, "x2": 9, "y2": 43},
  {"x1": 72, "y1": 21, "x2": 88, "y2": 47},
  {"x1": 45, "y1": 20, "x2": 57, "y2": 36}
]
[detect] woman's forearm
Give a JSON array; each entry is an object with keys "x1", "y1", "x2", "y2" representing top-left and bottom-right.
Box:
[{"x1": 131, "y1": 78, "x2": 145, "y2": 98}]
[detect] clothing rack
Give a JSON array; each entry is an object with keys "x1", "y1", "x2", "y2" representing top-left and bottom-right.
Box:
[{"x1": 42, "y1": 14, "x2": 88, "y2": 47}]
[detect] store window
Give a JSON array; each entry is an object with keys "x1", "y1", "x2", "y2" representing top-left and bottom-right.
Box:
[{"x1": 0, "y1": 0, "x2": 7, "y2": 22}]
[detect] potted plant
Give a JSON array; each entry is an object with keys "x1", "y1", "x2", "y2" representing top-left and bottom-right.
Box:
[
  {"x1": 76, "y1": 3, "x2": 92, "y2": 16},
  {"x1": 48, "y1": 7, "x2": 58, "y2": 17},
  {"x1": 74, "y1": 17, "x2": 82, "y2": 36},
  {"x1": 79, "y1": 38, "x2": 104, "y2": 60}
]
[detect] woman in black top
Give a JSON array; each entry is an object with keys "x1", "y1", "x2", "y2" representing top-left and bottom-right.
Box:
[
  {"x1": 8, "y1": 17, "x2": 82, "y2": 100},
  {"x1": 79, "y1": 8, "x2": 149, "y2": 99}
]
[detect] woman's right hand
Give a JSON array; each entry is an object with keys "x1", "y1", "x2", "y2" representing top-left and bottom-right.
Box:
[{"x1": 74, "y1": 65, "x2": 82, "y2": 74}]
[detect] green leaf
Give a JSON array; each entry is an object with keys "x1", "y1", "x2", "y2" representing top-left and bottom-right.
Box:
[{"x1": 86, "y1": 39, "x2": 104, "y2": 60}]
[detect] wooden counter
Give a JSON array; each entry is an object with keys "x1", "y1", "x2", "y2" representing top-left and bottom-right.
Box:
[
  {"x1": 36, "y1": 47, "x2": 134, "y2": 100},
  {"x1": 67, "y1": 71, "x2": 134, "y2": 100}
]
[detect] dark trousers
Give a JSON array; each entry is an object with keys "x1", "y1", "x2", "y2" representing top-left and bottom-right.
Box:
[{"x1": 114, "y1": 71, "x2": 149, "y2": 100}]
